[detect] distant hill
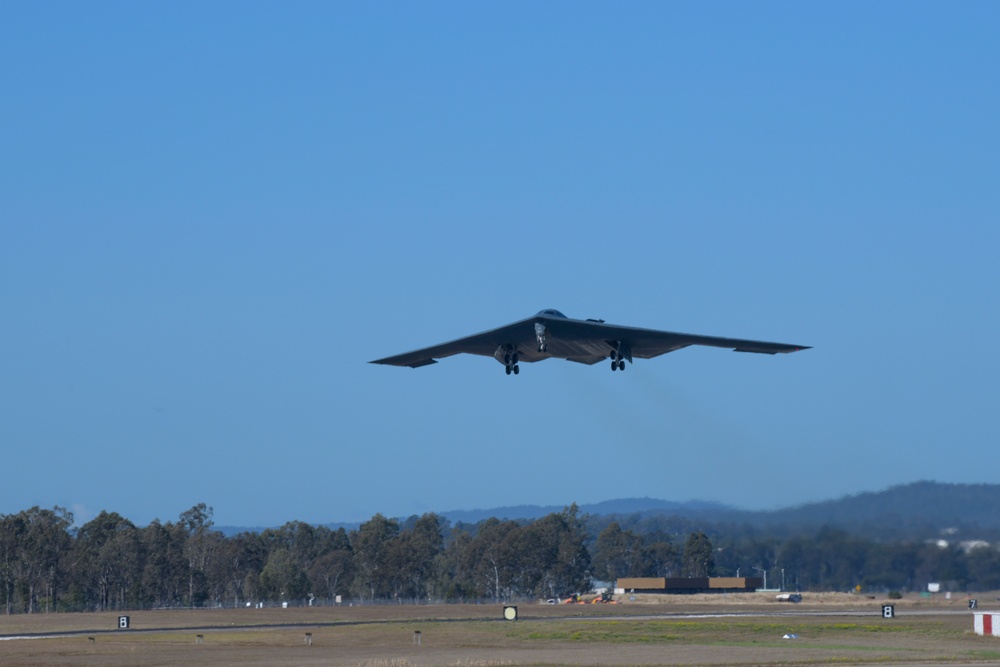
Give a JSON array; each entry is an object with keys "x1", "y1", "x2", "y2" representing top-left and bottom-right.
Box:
[
  {"x1": 587, "y1": 482, "x2": 1000, "y2": 542},
  {"x1": 444, "y1": 482, "x2": 1000, "y2": 535},
  {"x1": 215, "y1": 481, "x2": 1000, "y2": 539},
  {"x1": 439, "y1": 497, "x2": 731, "y2": 525},
  {"x1": 751, "y1": 480, "x2": 1000, "y2": 537},
  {"x1": 215, "y1": 499, "x2": 728, "y2": 536}
]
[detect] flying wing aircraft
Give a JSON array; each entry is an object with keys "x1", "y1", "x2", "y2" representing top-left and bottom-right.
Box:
[{"x1": 370, "y1": 309, "x2": 809, "y2": 375}]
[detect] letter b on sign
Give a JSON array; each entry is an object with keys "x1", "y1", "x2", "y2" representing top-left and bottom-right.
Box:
[
  {"x1": 882, "y1": 605, "x2": 895, "y2": 619},
  {"x1": 118, "y1": 616, "x2": 130, "y2": 629}
]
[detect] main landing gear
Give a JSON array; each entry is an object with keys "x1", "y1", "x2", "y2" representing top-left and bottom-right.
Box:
[
  {"x1": 504, "y1": 352, "x2": 520, "y2": 375},
  {"x1": 609, "y1": 350, "x2": 626, "y2": 371},
  {"x1": 495, "y1": 344, "x2": 520, "y2": 376},
  {"x1": 608, "y1": 340, "x2": 631, "y2": 372}
]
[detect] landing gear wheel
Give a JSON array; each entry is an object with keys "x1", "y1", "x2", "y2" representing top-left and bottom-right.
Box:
[
  {"x1": 513, "y1": 364, "x2": 519, "y2": 375},
  {"x1": 505, "y1": 366, "x2": 512, "y2": 375},
  {"x1": 611, "y1": 360, "x2": 618, "y2": 371},
  {"x1": 617, "y1": 360, "x2": 626, "y2": 371}
]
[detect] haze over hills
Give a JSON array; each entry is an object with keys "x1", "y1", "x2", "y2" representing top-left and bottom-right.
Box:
[
  {"x1": 582, "y1": 481, "x2": 1000, "y2": 542},
  {"x1": 439, "y1": 497, "x2": 732, "y2": 525},
  {"x1": 748, "y1": 480, "x2": 1000, "y2": 531},
  {"x1": 215, "y1": 482, "x2": 1000, "y2": 539}
]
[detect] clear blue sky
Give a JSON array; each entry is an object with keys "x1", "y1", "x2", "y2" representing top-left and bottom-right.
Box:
[{"x1": 3, "y1": 2, "x2": 998, "y2": 528}]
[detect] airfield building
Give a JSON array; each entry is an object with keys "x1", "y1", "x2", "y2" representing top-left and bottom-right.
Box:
[{"x1": 615, "y1": 577, "x2": 764, "y2": 595}]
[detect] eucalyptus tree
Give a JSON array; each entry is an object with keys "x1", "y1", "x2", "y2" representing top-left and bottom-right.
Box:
[
  {"x1": 518, "y1": 507, "x2": 591, "y2": 598},
  {"x1": 915, "y1": 540, "x2": 967, "y2": 592},
  {"x1": 964, "y1": 545, "x2": 1000, "y2": 591},
  {"x1": 351, "y1": 514, "x2": 399, "y2": 599},
  {"x1": 681, "y1": 532, "x2": 715, "y2": 577},
  {"x1": 259, "y1": 547, "x2": 309, "y2": 601},
  {"x1": 643, "y1": 539, "x2": 680, "y2": 577},
  {"x1": 391, "y1": 513, "x2": 444, "y2": 600},
  {"x1": 180, "y1": 503, "x2": 217, "y2": 606},
  {"x1": 436, "y1": 527, "x2": 475, "y2": 599},
  {"x1": 21, "y1": 506, "x2": 73, "y2": 612},
  {"x1": 592, "y1": 521, "x2": 647, "y2": 582},
  {"x1": 263, "y1": 520, "x2": 344, "y2": 590},
  {"x1": 138, "y1": 519, "x2": 188, "y2": 608},
  {"x1": 463, "y1": 518, "x2": 521, "y2": 600},
  {"x1": 309, "y1": 544, "x2": 353, "y2": 602},
  {"x1": 74, "y1": 512, "x2": 142, "y2": 610},
  {"x1": 549, "y1": 505, "x2": 592, "y2": 596},
  {"x1": 856, "y1": 542, "x2": 917, "y2": 592},
  {"x1": 210, "y1": 531, "x2": 268, "y2": 606},
  {"x1": 0, "y1": 512, "x2": 28, "y2": 613}
]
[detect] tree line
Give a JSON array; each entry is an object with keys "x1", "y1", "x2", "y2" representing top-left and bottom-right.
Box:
[{"x1": 3, "y1": 503, "x2": 999, "y2": 613}]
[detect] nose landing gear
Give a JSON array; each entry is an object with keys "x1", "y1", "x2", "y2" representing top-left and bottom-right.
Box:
[{"x1": 534, "y1": 322, "x2": 548, "y2": 353}]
